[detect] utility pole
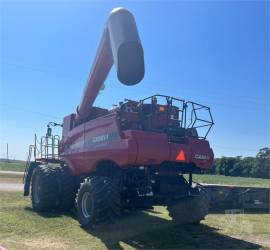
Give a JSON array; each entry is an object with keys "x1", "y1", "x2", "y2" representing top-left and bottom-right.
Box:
[{"x1": 6, "y1": 143, "x2": 9, "y2": 162}]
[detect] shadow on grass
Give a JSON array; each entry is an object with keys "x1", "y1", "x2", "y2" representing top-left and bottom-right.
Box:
[
  {"x1": 25, "y1": 206, "x2": 262, "y2": 249},
  {"x1": 210, "y1": 209, "x2": 270, "y2": 214},
  {"x1": 84, "y1": 211, "x2": 261, "y2": 250},
  {"x1": 24, "y1": 206, "x2": 76, "y2": 218}
]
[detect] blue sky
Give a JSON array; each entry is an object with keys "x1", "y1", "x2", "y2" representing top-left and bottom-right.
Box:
[{"x1": 0, "y1": 1, "x2": 269, "y2": 160}]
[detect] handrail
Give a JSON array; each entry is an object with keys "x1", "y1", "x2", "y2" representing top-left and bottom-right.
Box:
[
  {"x1": 139, "y1": 95, "x2": 214, "y2": 139},
  {"x1": 31, "y1": 134, "x2": 60, "y2": 161},
  {"x1": 23, "y1": 145, "x2": 34, "y2": 183}
]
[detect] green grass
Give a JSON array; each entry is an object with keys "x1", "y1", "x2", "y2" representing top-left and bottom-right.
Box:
[
  {"x1": 0, "y1": 191, "x2": 269, "y2": 250},
  {"x1": 0, "y1": 161, "x2": 269, "y2": 188},
  {"x1": 190, "y1": 174, "x2": 270, "y2": 188},
  {"x1": 0, "y1": 162, "x2": 25, "y2": 172}
]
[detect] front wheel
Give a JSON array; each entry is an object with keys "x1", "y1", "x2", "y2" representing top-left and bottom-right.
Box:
[
  {"x1": 31, "y1": 165, "x2": 59, "y2": 212},
  {"x1": 76, "y1": 176, "x2": 121, "y2": 227}
]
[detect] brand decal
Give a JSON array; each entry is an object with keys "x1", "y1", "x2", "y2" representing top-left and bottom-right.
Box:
[
  {"x1": 194, "y1": 154, "x2": 210, "y2": 160},
  {"x1": 92, "y1": 134, "x2": 109, "y2": 143},
  {"x1": 85, "y1": 132, "x2": 120, "y2": 146},
  {"x1": 66, "y1": 132, "x2": 120, "y2": 151}
]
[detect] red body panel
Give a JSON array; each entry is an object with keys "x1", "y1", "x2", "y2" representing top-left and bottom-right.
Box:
[{"x1": 60, "y1": 113, "x2": 214, "y2": 176}]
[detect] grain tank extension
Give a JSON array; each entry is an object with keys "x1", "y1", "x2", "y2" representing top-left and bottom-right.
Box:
[{"x1": 24, "y1": 7, "x2": 214, "y2": 227}]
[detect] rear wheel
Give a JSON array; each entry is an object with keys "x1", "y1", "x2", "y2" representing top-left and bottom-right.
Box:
[
  {"x1": 167, "y1": 187, "x2": 209, "y2": 224},
  {"x1": 76, "y1": 176, "x2": 121, "y2": 227},
  {"x1": 56, "y1": 166, "x2": 77, "y2": 212},
  {"x1": 31, "y1": 165, "x2": 58, "y2": 212}
]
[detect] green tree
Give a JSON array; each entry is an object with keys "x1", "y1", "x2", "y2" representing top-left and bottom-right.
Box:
[
  {"x1": 213, "y1": 147, "x2": 269, "y2": 179},
  {"x1": 253, "y1": 147, "x2": 270, "y2": 178},
  {"x1": 256, "y1": 147, "x2": 270, "y2": 159}
]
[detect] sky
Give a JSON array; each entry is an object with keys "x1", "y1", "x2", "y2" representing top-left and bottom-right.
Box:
[{"x1": 0, "y1": 0, "x2": 269, "y2": 160}]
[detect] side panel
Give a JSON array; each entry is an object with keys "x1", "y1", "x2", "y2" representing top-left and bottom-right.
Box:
[
  {"x1": 82, "y1": 114, "x2": 136, "y2": 173},
  {"x1": 124, "y1": 130, "x2": 170, "y2": 165},
  {"x1": 188, "y1": 137, "x2": 214, "y2": 169},
  {"x1": 124, "y1": 131, "x2": 213, "y2": 169},
  {"x1": 61, "y1": 122, "x2": 214, "y2": 176},
  {"x1": 60, "y1": 122, "x2": 85, "y2": 174},
  {"x1": 61, "y1": 114, "x2": 138, "y2": 176}
]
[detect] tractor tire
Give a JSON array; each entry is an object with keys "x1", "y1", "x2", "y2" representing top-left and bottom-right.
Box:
[
  {"x1": 56, "y1": 166, "x2": 77, "y2": 212},
  {"x1": 167, "y1": 188, "x2": 210, "y2": 224},
  {"x1": 76, "y1": 176, "x2": 121, "y2": 227},
  {"x1": 31, "y1": 165, "x2": 59, "y2": 212}
]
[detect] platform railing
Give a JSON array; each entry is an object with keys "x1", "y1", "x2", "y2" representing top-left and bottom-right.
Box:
[
  {"x1": 23, "y1": 134, "x2": 60, "y2": 184},
  {"x1": 39, "y1": 135, "x2": 60, "y2": 160},
  {"x1": 140, "y1": 95, "x2": 214, "y2": 139},
  {"x1": 28, "y1": 134, "x2": 60, "y2": 161}
]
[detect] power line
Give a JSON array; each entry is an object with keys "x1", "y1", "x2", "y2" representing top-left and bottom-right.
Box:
[
  {"x1": 0, "y1": 103, "x2": 61, "y2": 120},
  {"x1": 1, "y1": 61, "x2": 80, "y2": 80},
  {"x1": 2, "y1": 60, "x2": 268, "y2": 105}
]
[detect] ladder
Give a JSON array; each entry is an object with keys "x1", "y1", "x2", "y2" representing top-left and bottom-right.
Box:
[{"x1": 23, "y1": 145, "x2": 34, "y2": 183}]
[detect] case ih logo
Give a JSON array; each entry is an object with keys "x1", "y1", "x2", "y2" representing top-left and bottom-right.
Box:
[
  {"x1": 194, "y1": 154, "x2": 210, "y2": 160},
  {"x1": 85, "y1": 132, "x2": 120, "y2": 146},
  {"x1": 92, "y1": 134, "x2": 109, "y2": 143},
  {"x1": 67, "y1": 132, "x2": 120, "y2": 150}
]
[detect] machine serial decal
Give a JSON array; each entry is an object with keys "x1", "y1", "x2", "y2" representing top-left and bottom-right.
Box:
[{"x1": 194, "y1": 154, "x2": 210, "y2": 160}]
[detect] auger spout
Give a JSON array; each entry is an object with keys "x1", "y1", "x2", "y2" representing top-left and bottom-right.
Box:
[{"x1": 75, "y1": 7, "x2": 144, "y2": 125}]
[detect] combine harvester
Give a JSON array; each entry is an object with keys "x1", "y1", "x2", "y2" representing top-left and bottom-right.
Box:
[{"x1": 23, "y1": 7, "x2": 214, "y2": 227}]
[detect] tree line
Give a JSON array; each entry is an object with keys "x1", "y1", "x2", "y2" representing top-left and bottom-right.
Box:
[{"x1": 210, "y1": 147, "x2": 270, "y2": 179}]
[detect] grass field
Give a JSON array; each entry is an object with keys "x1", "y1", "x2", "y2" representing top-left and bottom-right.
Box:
[
  {"x1": 1, "y1": 162, "x2": 270, "y2": 188},
  {"x1": 0, "y1": 172, "x2": 23, "y2": 184},
  {"x1": 0, "y1": 163, "x2": 269, "y2": 249},
  {"x1": 0, "y1": 162, "x2": 25, "y2": 172},
  {"x1": 0, "y1": 191, "x2": 269, "y2": 250},
  {"x1": 191, "y1": 174, "x2": 270, "y2": 188}
]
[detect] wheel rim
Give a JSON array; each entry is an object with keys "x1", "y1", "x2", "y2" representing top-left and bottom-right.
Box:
[
  {"x1": 81, "y1": 192, "x2": 93, "y2": 219},
  {"x1": 33, "y1": 175, "x2": 41, "y2": 204}
]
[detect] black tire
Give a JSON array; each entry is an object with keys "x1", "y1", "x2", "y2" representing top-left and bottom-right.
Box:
[
  {"x1": 167, "y1": 187, "x2": 210, "y2": 224},
  {"x1": 56, "y1": 166, "x2": 77, "y2": 212},
  {"x1": 31, "y1": 165, "x2": 59, "y2": 212},
  {"x1": 76, "y1": 176, "x2": 121, "y2": 227}
]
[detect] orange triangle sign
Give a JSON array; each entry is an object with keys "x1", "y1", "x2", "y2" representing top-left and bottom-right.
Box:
[{"x1": 176, "y1": 150, "x2": 186, "y2": 161}]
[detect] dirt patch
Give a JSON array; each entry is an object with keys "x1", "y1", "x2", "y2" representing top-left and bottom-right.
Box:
[
  {"x1": 3, "y1": 237, "x2": 69, "y2": 250},
  {"x1": 0, "y1": 171, "x2": 23, "y2": 187},
  {"x1": 23, "y1": 237, "x2": 68, "y2": 249},
  {"x1": 0, "y1": 183, "x2": 23, "y2": 191},
  {"x1": 0, "y1": 171, "x2": 24, "y2": 175},
  {"x1": 0, "y1": 177, "x2": 22, "y2": 183}
]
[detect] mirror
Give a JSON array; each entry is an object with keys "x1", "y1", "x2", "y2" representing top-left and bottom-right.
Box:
[{"x1": 46, "y1": 127, "x2": 52, "y2": 137}]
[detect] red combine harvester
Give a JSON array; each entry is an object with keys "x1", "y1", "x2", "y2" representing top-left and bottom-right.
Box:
[{"x1": 24, "y1": 7, "x2": 214, "y2": 227}]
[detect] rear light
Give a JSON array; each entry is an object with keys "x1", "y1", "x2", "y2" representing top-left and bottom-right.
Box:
[{"x1": 159, "y1": 106, "x2": 165, "y2": 112}]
